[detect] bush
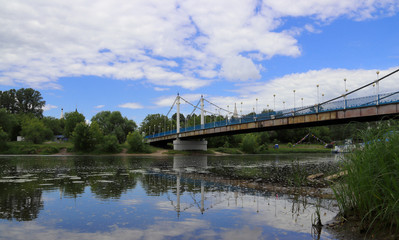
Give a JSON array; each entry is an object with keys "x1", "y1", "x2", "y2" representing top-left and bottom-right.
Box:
[
  {"x1": 127, "y1": 131, "x2": 145, "y2": 152},
  {"x1": 0, "y1": 127, "x2": 8, "y2": 151},
  {"x1": 258, "y1": 144, "x2": 268, "y2": 153},
  {"x1": 72, "y1": 122, "x2": 95, "y2": 152},
  {"x1": 241, "y1": 134, "x2": 258, "y2": 154},
  {"x1": 333, "y1": 122, "x2": 399, "y2": 234},
  {"x1": 99, "y1": 134, "x2": 120, "y2": 153},
  {"x1": 21, "y1": 118, "x2": 52, "y2": 144}
]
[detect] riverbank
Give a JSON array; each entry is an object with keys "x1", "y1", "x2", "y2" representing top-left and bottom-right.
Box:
[{"x1": 0, "y1": 141, "x2": 332, "y2": 155}]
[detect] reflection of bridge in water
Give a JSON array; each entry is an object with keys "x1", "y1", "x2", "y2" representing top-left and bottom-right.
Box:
[
  {"x1": 143, "y1": 155, "x2": 335, "y2": 218},
  {"x1": 146, "y1": 69, "x2": 399, "y2": 150}
]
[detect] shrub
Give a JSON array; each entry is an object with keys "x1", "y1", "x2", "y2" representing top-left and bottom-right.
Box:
[
  {"x1": 21, "y1": 118, "x2": 52, "y2": 144},
  {"x1": 0, "y1": 127, "x2": 8, "y2": 151},
  {"x1": 241, "y1": 134, "x2": 258, "y2": 154},
  {"x1": 127, "y1": 131, "x2": 145, "y2": 152},
  {"x1": 72, "y1": 122, "x2": 95, "y2": 152},
  {"x1": 258, "y1": 144, "x2": 268, "y2": 153},
  {"x1": 99, "y1": 134, "x2": 120, "y2": 153}
]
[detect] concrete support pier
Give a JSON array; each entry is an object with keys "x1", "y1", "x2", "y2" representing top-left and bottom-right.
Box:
[{"x1": 173, "y1": 139, "x2": 208, "y2": 151}]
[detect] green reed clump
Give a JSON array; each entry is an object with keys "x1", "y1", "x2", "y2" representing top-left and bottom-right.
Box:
[{"x1": 333, "y1": 121, "x2": 399, "y2": 233}]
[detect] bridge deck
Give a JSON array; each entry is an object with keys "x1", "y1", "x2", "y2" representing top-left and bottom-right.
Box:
[{"x1": 147, "y1": 102, "x2": 399, "y2": 144}]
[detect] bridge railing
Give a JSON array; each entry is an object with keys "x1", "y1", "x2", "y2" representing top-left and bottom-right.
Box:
[{"x1": 145, "y1": 91, "x2": 399, "y2": 139}]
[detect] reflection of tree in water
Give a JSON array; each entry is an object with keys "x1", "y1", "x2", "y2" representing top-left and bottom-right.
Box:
[
  {"x1": 0, "y1": 182, "x2": 43, "y2": 221},
  {"x1": 90, "y1": 170, "x2": 138, "y2": 200},
  {"x1": 140, "y1": 174, "x2": 174, "y2": 196}
]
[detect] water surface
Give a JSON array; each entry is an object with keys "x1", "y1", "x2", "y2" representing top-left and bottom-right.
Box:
[{"x1": 0, "y1": 154, "x2": 340, "y2": 240}]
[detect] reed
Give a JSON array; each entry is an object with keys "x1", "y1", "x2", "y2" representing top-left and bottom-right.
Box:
[{"x1": 332, "y1": 121, "x2": 399, "y2": 234}]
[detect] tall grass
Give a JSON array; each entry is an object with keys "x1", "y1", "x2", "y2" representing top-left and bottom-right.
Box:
[{"x1": 333, "y1": 121, "x2": 399, "y2": 234}]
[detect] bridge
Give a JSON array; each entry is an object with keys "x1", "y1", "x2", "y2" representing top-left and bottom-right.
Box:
[{"x1": 145, "y1": 68, "x2": 399, "y2": 150}]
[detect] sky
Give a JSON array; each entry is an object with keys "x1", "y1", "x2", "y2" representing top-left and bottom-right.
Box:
[{"x1": 1, "y1": 0, "x2": 399, "y2": 126}]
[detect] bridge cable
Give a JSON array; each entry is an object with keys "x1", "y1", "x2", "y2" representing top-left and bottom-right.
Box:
[{"x1": 165, "y1": 97, "x2": 178, "y2": 117}]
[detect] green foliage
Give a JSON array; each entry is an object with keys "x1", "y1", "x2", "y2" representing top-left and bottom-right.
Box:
[
  {"x1": 21, "y1": 118, "x2": 52, "y2": 144},
  {"x1": 127, "y1": 131, "x2": 145, "y2": 152},
  {"x1": 0, "y1": 127, "x2": 8, "y2": 150},
  {"x1": 140, "y1": 113, "x2": 170, "y2": 136},
  {"x1": 333, "y1": 122, "x2": 399, "y2": 234},
  {"x1": 91, "y1": 111, "x2": 137, "y2": 143},
  {"x1": 42, "y1": 116, "x2": 64, "y2": 135},
  {"x1": 287, "y1": 142, "x2": 293, "y2": 148},
  {"x1": 72, "y1": 122, "x2": 95, "y2": 152},
  {"x1": 241, "y1": 134, "x2": 258, "y2": 154},
  {"x1": 0, "y1": 88, "x2": 45, "y2": 117},
  {"x1": 1, "y1": 141, "x2": 72, "y2": 154},
  {"x1": 89, "y1": 121, "x2": 103, "y2": 144},
  {"x1": 98, "y1": 134, "x2": 120, "y2": 153},
  {"x1": 64, "y1": 111, "x2": 85, "y2": 138},
  {"x1": 258, "y1": 144, "x2": 268, "y2": 153}
]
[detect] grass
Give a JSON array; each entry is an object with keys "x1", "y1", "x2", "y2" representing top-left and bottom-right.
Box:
[
  {"x1": 1, "y1": 141, "x2": 73, "y2": 155},
  {"x1": 332, "y1": 121, "x2": 399, "y2": 235}
]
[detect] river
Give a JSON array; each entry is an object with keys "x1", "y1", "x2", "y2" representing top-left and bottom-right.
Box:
[{"x1": 0, "y1": 153, "x2": 342, "y2": 240}]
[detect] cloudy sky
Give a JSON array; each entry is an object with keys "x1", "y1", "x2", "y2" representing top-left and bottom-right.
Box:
[{"x1": 1, "y1": 0, "x2": 399, "y2": 124}]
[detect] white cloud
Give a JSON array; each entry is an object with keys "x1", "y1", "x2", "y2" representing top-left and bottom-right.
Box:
[
  {"x1": 207, "y1": 67, "x2": 399, "y2": 114},
  {"x1": 43, "y1": 104, "x2": 57, "y2": 111},
  {"x1": 154, "y1": 87, "x2": 169, "y2": 92},
  {"x1": 0, "y1": 0, "x2": 397, "y2": 90},
  {"x1": 220, "y1": 55, "x2": 261, "y2": 81},
  {"x1": 118, "y1": 103, "x2": 144, "y2": 109},
  {"x1": 263, "y1": 0, "x2": 399, "y2": 21},
  {"x1": 94, "y1": 105, "x2": 105, "y2": 109}
]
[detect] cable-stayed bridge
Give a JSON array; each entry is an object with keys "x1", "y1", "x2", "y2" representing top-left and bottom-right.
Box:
[{"x1": 146, "y1": 68, "x2": 399, "y2": 150}]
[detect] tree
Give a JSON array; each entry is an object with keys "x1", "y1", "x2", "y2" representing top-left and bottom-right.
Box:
[
  {"x1": 42, "y1": 116, "x2": 64, "y2": 135},
  {"x1": 91, "y1": 111, "x2": 137, "y2": 143},
  {"x1": 64, "y1": 111, "x2": 85, "y2": 138},
  {"x1": 99, "y1": 134, "x2": 120, "y2": 153},
  {"x1": 20, "y1": 118, "x2": 52, "y2": 144},
  {"x1": 15, "y1": 88, "x2": 45, "y2": 117},
  {"x1": 140, "y1": 113, "x2": 170, "y2": 136},
  {"x1": 0, "y1": 108, "x2": 17, "y2": 138},
  {"x1": 72, "y1": 122, "x2": 95, "y2": 152},
  {"x1": 127, "y1": 131, "x2": 145, "y2": 152},
  {"x1": 0, "y1": 88, "x2": 45, "y2": 117},
  {"x1": 0, "y1": 127, "x2": 8, "y2": 150}
]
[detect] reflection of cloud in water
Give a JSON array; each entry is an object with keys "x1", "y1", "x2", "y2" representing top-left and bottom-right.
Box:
[
  {"x1": 120, "y1": 199, "x2": 142, "y2": 205},
  {"x1": 156, "y1": 187, "x2": 336, "y2": 236},
  {"x1": 220, "y1": 226, "x2": 264, "y2": 240},
  {"x1": 0, "y1": 218, "x2": 211, "y2": 240}
]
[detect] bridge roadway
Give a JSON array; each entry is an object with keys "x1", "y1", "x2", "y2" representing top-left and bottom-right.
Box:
[{"x1": 147, "y1": 101, "x2": 399, "y2": 146}]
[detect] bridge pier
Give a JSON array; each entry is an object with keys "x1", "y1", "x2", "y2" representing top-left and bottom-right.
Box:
[{"x1": 173, "y1": 138, "x2": 208, "y2": 151}]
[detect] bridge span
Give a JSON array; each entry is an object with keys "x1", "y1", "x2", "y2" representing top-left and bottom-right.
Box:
[
  {"x1": 146, "y1": 68, "x2": 399, "y2": 149},
  {"x1": 147, "y1": 101, "x2": 399, "y2": 146}
]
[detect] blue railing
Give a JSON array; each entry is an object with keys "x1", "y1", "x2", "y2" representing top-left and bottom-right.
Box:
[{"x1": 145, "y1": 91, "x2": 399, "y2": 139}]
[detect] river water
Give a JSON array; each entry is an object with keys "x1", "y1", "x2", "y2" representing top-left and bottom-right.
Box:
[{"x1": 0, "y1": 154, "x2": 342, "y2": 240}]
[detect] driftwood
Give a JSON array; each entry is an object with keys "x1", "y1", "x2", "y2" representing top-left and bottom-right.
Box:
[
  {"x1": 324, "y1": 171, "x2": 348, "y2": 181},
  {"x1": 307, "y1": 173, "x2": 324, "y2": 181}
]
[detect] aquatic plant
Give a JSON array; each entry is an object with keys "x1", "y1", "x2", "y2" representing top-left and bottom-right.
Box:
[{"x1": 333, "y1": 120, "x2": 399, "y2": 234}]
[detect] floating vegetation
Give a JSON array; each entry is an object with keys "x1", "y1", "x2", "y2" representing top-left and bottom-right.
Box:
[
  {"x1": 72, "y1": 181, "x2": 85, "y2": 184},
  {"x1": 96, "y1": 180, "x2": 113, "y2": 183}
]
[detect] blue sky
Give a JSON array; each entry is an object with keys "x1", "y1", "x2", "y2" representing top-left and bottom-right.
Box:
[{"x1": 1, "y1": 0, "x2": 399, "y2": 125}]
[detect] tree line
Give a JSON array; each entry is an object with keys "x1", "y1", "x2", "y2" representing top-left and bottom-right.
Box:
[{"x1": 0, "y1": 88, "x2": 146, "y2": 153}]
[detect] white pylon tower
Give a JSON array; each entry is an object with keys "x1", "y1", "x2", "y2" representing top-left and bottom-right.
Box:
[
  {"x1": 233, "y1": 103, "x2": 238, "y2": 118},
  {"x1": 60, "y1": 108, "x2": 64, "y2": 119},
  {"x1": 200, "y1": 95, "x2": 205, "y2": 128},
  {"x1": 176, "y1": 94, "x2": 180, "y2": 134}
]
